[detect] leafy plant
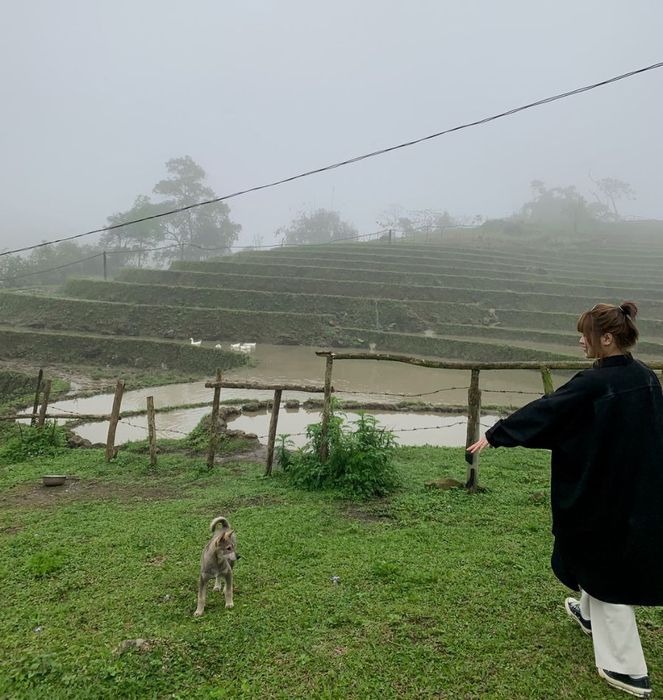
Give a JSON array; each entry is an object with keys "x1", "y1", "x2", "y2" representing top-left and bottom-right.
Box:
[
  {"x1": 26, "y1": 550, "x2": 67, "y2": 578},
  {"x1": 275, "y1": 434, "x2": 295, "y2": 471},
  {"x1": 0, "y1": 422, "x2": 67, "y2": 463},
  {"x1": 287, "y1": 406, "x2": 399, "y2": 499}
]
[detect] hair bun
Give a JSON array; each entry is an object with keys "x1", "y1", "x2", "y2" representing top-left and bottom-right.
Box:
[{"x1": 620, "y1": 301, "x2": 638, "y2": 320}]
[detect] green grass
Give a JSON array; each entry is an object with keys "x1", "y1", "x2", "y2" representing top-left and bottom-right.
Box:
[{"x1": 1, "y1": 445, "x2": 661, "y2": 698}]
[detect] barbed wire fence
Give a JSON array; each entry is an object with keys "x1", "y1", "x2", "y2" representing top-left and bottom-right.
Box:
[{"x1": 10, "y1": 353, "x2": 650, "y2": 483}]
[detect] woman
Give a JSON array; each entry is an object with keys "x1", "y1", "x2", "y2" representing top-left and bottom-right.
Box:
[{"x1": 468, "y1": 301, "x2": 663, "y2": 698}]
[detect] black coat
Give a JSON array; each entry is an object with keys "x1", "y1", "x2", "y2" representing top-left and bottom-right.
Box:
[{"x1": 485, "y1": 354, "x2": 663, "y2": 605}]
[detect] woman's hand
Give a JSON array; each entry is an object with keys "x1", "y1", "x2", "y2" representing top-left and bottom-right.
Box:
[{"x1": 467, "y1": 436, "x2": 490, "y2": 454}]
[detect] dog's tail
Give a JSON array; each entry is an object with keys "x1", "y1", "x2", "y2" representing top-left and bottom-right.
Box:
[{"x1": 209, "y1": 516, "x2": 230, "y2": 532}]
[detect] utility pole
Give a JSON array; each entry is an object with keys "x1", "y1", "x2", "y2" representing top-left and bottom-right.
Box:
[{"x1": 103, "y1": 251, "x2": 107, "y2": 280}]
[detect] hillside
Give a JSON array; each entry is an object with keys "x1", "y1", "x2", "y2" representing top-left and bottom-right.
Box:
[{"x1": 3, "y1": 232, "x2": 663, "y2": 378}]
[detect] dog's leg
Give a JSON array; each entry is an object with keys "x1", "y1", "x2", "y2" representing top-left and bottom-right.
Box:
[
  {"x1": 223, "y1": 569, "x2": 234, "y2": 609},
  {"x1": 213, "y1": 574, "x2": 222, "y2": 592},
  {"x1": 194, "y1": 574, "x2": 211, "y2": 616}
]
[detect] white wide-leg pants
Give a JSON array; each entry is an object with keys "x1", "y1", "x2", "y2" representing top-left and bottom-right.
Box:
[{"x1": 579, "y1": 589, "x2": 648, "y2": 676}]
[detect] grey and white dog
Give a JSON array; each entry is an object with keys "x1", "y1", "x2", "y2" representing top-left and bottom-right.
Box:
[{"x1": 194, "y1": 516, "x2": 239, "y2": 616}]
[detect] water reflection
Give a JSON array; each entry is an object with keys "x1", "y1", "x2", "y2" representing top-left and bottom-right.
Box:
[
  {"x1": 73, "y1": 406, "x2": 500, "y2": 448},
  {"x1": 45, "y1": 343, "x2": 552, "y2": 447}
]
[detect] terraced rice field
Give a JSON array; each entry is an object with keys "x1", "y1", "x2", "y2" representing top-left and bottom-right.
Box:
[{"x1": 3, "y1": 232, "x2": 663, "y2": 375}]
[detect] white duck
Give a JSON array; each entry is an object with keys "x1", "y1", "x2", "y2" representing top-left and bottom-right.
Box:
[
  {"x1": 214, "y1": 344, "x2": 223, "y2": 349},
  {"x1": 190, "y1": 337, "x2": 202, "y2": 346},
  {"x1": 230, "y1": 343, "x2": 242, "y2": 351}
]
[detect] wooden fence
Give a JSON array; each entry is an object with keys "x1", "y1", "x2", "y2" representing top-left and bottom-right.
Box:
[
  {"x1": 4, "y1": 355, "x2": 663, "y2": 488},
  {"x1": 314, "y1": 352, "x2": 663, "y2": 492}
]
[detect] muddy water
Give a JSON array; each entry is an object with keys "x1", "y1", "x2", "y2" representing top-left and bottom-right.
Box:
[
  {"x1": 49, "y1": 344, "x2": 565, "y2": 446},
  {"x1": 71, "y1": 406, "x2": 500, "y2": 448}
]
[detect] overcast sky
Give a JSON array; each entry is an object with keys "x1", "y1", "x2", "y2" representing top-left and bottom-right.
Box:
[{"x1": 1, "y1": 0, "x2": 661, "y2": 251}]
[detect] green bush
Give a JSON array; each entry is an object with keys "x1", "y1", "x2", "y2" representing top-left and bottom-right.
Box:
[
  {"x1": 287, "y1": 407, "x2": 399, "y2": 499},
  {"x1": 0, "y1": 423, "x2": 67, "y2": 463},
  {"x1": 275, "y1": 434, "x2": 295, "y2": 471}
]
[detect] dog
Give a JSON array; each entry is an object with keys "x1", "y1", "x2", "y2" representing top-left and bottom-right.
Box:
[{"x1": 194, "y1": 516, "x2": 239, "y2": 616}]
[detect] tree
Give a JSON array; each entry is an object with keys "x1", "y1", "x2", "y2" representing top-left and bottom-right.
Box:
[
  {"x1": 589, "y1": 176, "x2": 636, "y2": 220},
  {"x1": 152, "y1": 156, "x2": 241, "y2": 262},
  {"x1": 101, "y1": 195, "x2": 165, "y2": 267},
  {"x1": 377, "y1": 206, "x2": 456, "y2": 239},
  {"x1": 0, "y1": 241, "x2": 108, "y2": 288},
  {"x1": 276, "y1": 209, "x2": 357, "y2": 245},
  {"x1": 521, "y1": 181, "x2": 597, "y2": 234}
]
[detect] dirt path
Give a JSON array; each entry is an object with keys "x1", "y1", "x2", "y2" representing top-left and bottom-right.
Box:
[{"x1": 0, "y1": 477, "x2": 187, "y2": 509}]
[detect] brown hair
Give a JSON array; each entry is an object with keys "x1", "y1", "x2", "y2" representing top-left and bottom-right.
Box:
[{"x1": 576, "y1": 301, "x2": 639, "y2": 356}]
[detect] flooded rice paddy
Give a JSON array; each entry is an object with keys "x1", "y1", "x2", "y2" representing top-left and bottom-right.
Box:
[{"x1": 48, "y1": 344, "x2": 570, "y2": 447}]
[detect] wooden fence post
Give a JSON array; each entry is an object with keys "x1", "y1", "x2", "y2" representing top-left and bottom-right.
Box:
[
  {"x1": 37, "y1": 379, "x2": 52, "y2": 428},
  {"x1": 540, "y1": 367, "x2": 554, "y2": 395},
  {"x1": 105, "y1": 379, "x2": 125, "y2": 462},
  {"x1": 147, "y1": 396, "x2": 157, "y2": 467},
  {"x1": 265, "y1": 388, "x2": 283, "y2": 476},
  {"x1": 319, "y1": 355, "x2": 334, "y2": 462},
  {"x1": 207, "y1": 369, "x2": 222, "y2": 469},
  {"x1": 31, "y1": 369, "x2": 43, "y2": 426},
  {"x1": 465, "y1": 369, "x2": 482, "y2": 491}
]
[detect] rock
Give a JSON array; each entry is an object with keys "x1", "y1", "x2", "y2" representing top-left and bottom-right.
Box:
[
  {"x1": 528, "y1": 491, "x2": 548, "y2": 505},
  {"x1": 425, "y1": 478, "x2": 465, "y2": 491},
  {"x1": 284, "y1": 400, "x2": 300, "y2": 409},
  {"x1": 114, "y1": 638, "x2": 154, "y2": 655},
  {"x1": 219, "y1": 406, "x2": 241, "y2": 418},
  {"x1": 163, "y1": 329, "x2": 176, "y2": 339},
  {"x1": 225, "y1": 429, "x2": 259, "y2": 442},
  {"x1": 67, "y1": 434, "x2": 92, "y2": 449}
]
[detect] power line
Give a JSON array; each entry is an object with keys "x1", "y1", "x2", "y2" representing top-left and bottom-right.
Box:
[
  {"x1": 0, "y1": 229, "x2": 388, "y2": 285},
  {"x1": 0, "y1": 252, "x2": 105, "y2": 283},
  {"x1": 1, "y1": 59, "x2": 661, "y2": 260}
]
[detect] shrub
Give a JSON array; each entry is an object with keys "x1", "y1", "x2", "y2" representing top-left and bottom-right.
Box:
[
  {"x1": 275, "y1": 434, "x2": 295, "y2": 471},
  {"x1": 287, "y1": 407, "x2": 399, "y2": 499},
  {"x1": 0, "y1": 422, "x2": 67, "y2": 463}
]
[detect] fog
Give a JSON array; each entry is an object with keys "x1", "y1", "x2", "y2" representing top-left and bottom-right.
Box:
[{"x1": 1, "y1": 0, "x2": 661, "y2": 251}]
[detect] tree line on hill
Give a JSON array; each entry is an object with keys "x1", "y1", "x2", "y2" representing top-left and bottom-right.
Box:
[{"x1": 0, "y1": 163, "x2": 647, "y2": 289}]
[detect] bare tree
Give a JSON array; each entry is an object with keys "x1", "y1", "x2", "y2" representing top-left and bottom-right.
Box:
[{"x1": 588, "y1": 175, "x2": 636, "y2": 219}]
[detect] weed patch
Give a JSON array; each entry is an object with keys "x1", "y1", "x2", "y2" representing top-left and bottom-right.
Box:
[{"x1": 287, "y1": 409, "x2": 400, "y2": 499}]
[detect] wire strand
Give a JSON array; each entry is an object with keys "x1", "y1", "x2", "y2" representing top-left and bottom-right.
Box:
[
  {"x1": 2, "y1": 60, "x2": 661, "y2": 259},
  {"x1": 0, "y1": 230, "x2": 388, "y2": 285}
]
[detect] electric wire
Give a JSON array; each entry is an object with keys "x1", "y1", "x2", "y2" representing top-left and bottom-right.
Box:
[{"x1": 1, "y1": 59, "x2": 661, "y2": 259}]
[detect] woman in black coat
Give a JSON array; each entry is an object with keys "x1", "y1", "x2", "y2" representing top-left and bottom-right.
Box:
[{"x1": 468, "y1": 301, "x2": 661, "y2": 698}]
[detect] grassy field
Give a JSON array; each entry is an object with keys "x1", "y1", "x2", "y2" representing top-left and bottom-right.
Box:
[{"x1": 1, "y1": 442, "x2": 661, "y2": 699}]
